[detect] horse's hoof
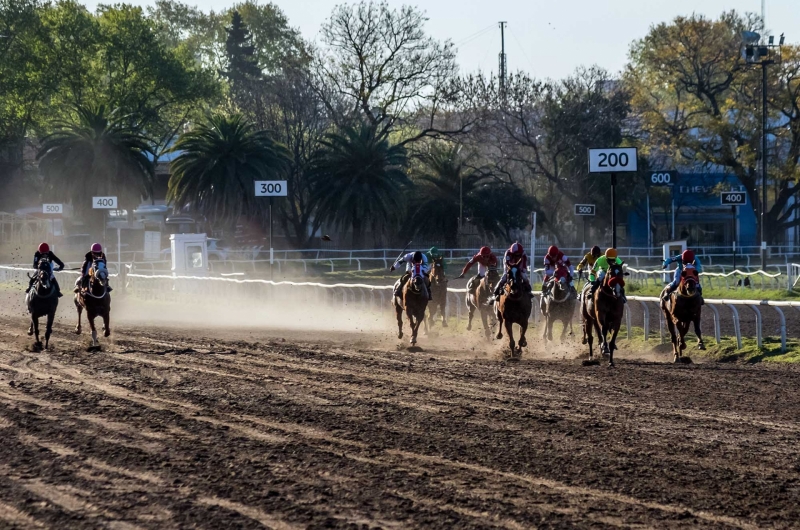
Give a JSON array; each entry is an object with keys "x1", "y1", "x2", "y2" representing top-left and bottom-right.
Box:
[
  {"x1": 495, "y1": 333, "x2": 503, "y2": 340},
  {"x1": 581, "y1": 338, "x2": 587, "y2": 345},
  {"x1": 519, "y1": 339, "x2": 527, "y2": 348},
  {"x1": 398, "y1": 333, "x2": 403, "y2": 339},
  {"x1": 607, "y1": 362, "x2": 615, "y2": 368},
  {"x1": 104, "y1": 330, "x2": 110, "y2": 338},
  {"x1": 582, "y1": 359, "x2": 600, "y2": 367},
  {"x1": 466, "y1": 324, "x2": 472, "y2": 331},
  {"x1": 74, "y1": 330, "x2": 81, "y2": 335},
  {"x1": 442, "y1": 322, "x2": 448, "y2": 328},
  {"x1": 32, "y1": 342, "x2": 43, "y2": 352},
  {"x1": 698, "y1": 343, "x2": 706, "y2": 351},
  {"x1": 27, "y1": 330, "x2": 33, "y2": 337}
]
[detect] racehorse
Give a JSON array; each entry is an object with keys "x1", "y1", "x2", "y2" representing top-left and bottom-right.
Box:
[
  {"x1": 541, "y1": 264, "x2": 576, "y2": 342},
  {"x1": 425, "y1": 257, "x2": 448, "y2": 331},
  {"x1": 26, "y1": 259, "x2": 59, "y2": 351},
  {"x1": 466, "y1": 267, "x2": 499, "y2": 340},
  {"x1": 581, "y1": 261, "x2": 626, "y2": 366},
  {"x1": 660, "y1": 269, "x2": 704, "y2": 362},
  {"x1": 393, "y1": 266, "x2": 429, "y2": 346},
  {"x1": 75, "y1": 260, "x2": 111, "y2": 349},
  {"x1": 494, "y1": 266, "x2": 532, "y2": 357}
]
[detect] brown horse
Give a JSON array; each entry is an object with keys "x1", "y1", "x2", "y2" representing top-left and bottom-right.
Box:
[
  {"x1": 26, "y1": 262, "x2": 59, "y2": 351},
  {"x1": 582, "y1": 261, "x2": 626, "y2": 366},
  {"x1": 540, "y1": 265, "x2": 576, "y2": 342},
  {"x1": 75, "y1": 261, "x2": 111, "y2": 349},
  {"x1": 393, "y1": 274, "x2": 429, "y2": 346},
  {"x1": 660, "y1": 271, "x2": 704, "y2": 362},
  {"x1": 425, "y1": 257, "x2": 448, "y2": 331},
  {"x1": 494, "y1": 266, "x2": 532, "y2": 357},
  {"x1": 466, "y1": 267, "x2": 499, "y2": 340}
]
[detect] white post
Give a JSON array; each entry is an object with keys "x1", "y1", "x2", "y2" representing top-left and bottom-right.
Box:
[
  {"x1": 116, "y1": 227, "x2": 121, "y2": 275},
  {"x1": 530, "y1": 212, "x2": 537, "y2": 268},
  {"x1": 646, "y1": 192, "x2": 651, "y2": 256}
]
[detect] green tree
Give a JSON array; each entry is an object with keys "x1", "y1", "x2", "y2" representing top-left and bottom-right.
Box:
[
  {"x1": 37, "y1": 105, "x2": 155, "y2": 221},
  {"x1": 167, "y1": 113, "x2": 289, "y2": 224},
  {"x1": 626, "y1": 11, "x2": 800, "y2": 242},
  {"x1": 221, "y1": 10, "x2": 261, "y2": 105},
  {"x1": 406, "y1": 143, "x2": 483, "y2": 248},
  {"x1": 309, "y1": 122, "x2": 409, "y2": 247}
]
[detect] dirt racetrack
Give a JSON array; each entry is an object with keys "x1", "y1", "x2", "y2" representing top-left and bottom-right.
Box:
[{"x1": 1, "y1": 310, "x2": 800, "y2": 529}]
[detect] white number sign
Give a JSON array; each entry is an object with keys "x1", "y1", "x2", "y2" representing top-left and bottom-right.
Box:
[
  {"x1": 93, "y1": 196, "x2": 118, "y2": 209},
  {"x1": 720, "y1": 191, "x2": 747, "y2": 205},
  {"x1": 574, "y1": 204, "x2": 596, "y2": 216},
  {"x1": 42, "y1": 204, "x2": 62, "y2": 214},
  {"x1": 588, "y1": 148, "x2": 638, "y2": 173},
  {"x1": 254, "y1": 181, "x2": 288, "y2": 197},
  {"x1": 649, "y1": 171, "x2": 676, "y2": 186}
]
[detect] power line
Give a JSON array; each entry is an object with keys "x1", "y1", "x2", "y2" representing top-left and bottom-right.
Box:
[
  {"x1": 508, "y1": 26, "x2": 536, "y2": 76},
  {"x1": 454, "y1": 24, "x2": 496, "y2": 46}
]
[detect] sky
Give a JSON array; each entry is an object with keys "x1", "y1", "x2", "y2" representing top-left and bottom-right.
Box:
[{"x1": 85, "y1": 0, "x2": 799, "y2": 80}]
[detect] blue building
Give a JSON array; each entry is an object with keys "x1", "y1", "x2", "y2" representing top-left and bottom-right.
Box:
[{"x1": 627, "y1": 173, "x2": 757, "y2": 248}]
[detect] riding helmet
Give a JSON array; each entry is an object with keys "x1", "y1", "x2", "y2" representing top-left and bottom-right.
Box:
[
  {"x1": 412, "y1": 251, "x2": 423, "y2": 262},
  {"x1": 38, "y1": 242, "x2": 50, "y2": 253},
  {"x1": 591, "y1": 245, "x2": 601, "y2": 257},
  {"x1": 681, "y1": 249, "x2": 695, "y2": 263},
  {"x1": 91, "y1": 243, "x2": 103, "y2": 253},
  {"x1": 547, "y1": 245, "x2": 559, "y2": 257},
  {"x1": 605, "y1": 248, "x2": 618, "y2": 259},
  {"x1": 479, "y1": 246, "x2": 492, "y2": 257},
  {"x1": 510, "y1": 243, "x2": 523, "y2": 255},
  {"x1": 429, "y1": 246, "x2": 439, "y2": 256}
]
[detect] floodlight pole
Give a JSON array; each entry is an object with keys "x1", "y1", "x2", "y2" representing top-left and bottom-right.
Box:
[{"x1": 760, "y1": 61, "x2": 768, "y2": 271}]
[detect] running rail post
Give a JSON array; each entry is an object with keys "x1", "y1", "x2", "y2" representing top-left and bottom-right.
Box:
[
  {"x1": 658, "y1": 306, "x2": 664, "y2": 344},
  {"x1": 772, "y1": 306, "x2": 787, "y2": 353},
  {"x1": 725, "y1": 304, "x2": 743, "y2": 350},
  {"x1": 748, "y1": 304, "x2": 762, "y2": 349},
  {"x1": 625, "y1": 304, "x2": 631, "y2": 339},
  {"x1": 638, "y1": 300, "x2": 650, "y2": 341},
  {"x1": 707, "y1": 303, "x2": 721, "y2": 344}
]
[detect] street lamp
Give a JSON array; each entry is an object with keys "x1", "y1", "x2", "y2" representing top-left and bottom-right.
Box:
[{"x1": 743, "y1": 31, "x2": 783, "y2": 270}]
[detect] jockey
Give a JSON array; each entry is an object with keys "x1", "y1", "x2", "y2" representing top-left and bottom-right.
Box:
[
  {"x1": 75, "y1": 243, "x2": 113, "y2": 292},
  {"x1": 488, "y1": 242, "x2": 532, "y2": 303},
  {"x1": 590, "y1": 248, "x2": 626, "y2": 302},
  {"x1": 26, "y1": 243, "x2": 65, "y2": 297},
  {"x1": 391, "y1": 250, "x2": 432, "y2": 300},
  {"x1": 542, "y1": 245, "x2": 574, "y2": 295},
  {"x1": 456, "y1": 246, "x2": 498, "y2": 286},
  {"x1": 576, "y1": 245, "x2": 602, "y2": 282},
  {"x1": 662, "y1": 249, "x2": 703, "y2": 301},
  {"x1": 425, "y1": 246, "x2": 447, "y2": 275}
]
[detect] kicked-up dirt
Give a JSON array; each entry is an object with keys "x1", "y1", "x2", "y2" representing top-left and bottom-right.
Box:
[{"x1": 0, "y1": 314, "x2": 799, "y2": 529}]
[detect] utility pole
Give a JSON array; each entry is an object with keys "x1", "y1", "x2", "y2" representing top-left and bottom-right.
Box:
[{"x1": 498, "y1": 21, "x2": 507, "y2": 99}]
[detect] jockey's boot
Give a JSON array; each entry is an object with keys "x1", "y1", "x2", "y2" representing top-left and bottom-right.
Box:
[
  {"x1": 485, "y1": 284, "x2": 500, "y2": 305},
  {"x1": 621, "y1": 287, "x2": 628, "y2": 304},
  {"x1": 53, "y1": 279, "x2": 63, "y2": 298},
  {"x1": 697, "y1": 284, "x2": 704, "y2": 304},
  {"x1": 526, "y1": 282, "x2": 534, "y2": 298},
  {"x1": 661, "y1": 284, "x2": 676, "y2": 301}
]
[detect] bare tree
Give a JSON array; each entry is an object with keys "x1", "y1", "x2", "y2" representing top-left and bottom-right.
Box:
[{"x1": 315, "y1": 1, "x2": 468, "y2": 144}]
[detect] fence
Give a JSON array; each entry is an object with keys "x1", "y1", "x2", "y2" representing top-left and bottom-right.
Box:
[{"x1": 3, "y1": 264, "x2": 797, "y2": 354}]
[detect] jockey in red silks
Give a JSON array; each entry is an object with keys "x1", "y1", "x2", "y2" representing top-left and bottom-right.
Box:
[
  {"x1": 488, "y1": 243, "x2": 532, "y2": 303},
  {"x1": 456, "y1": 246, "x2": 498, "y2": 285},
  {"x1": 542, "y1": 245, "x2": 574, "y2": 296}
]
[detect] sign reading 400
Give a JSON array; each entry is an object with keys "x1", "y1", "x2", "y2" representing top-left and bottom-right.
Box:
[
  {"x1": 255, "y1": 181, "x2": 288, "y2": 197},
  {"x1": 92, "y1": 196, "x2": 118, "y2": 209}
]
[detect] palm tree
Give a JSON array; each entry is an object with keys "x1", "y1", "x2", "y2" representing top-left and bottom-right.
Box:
[
  {"x1": 37, "y1": 105, "x2": 155, "y2": 219},
  {"x1": 167, "y1": 113, "x2": 290, "y2": 224},
  {"x1": 309, "y1": 122, "x2": 409, "y2": 247},
  {"x1": 406, "y1": 143, "x2": 487, "y2": 247}
]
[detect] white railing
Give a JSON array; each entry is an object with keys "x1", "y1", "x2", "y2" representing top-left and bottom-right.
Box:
[{"x1": 2, "y1": 265, "x2": 797, "y2": 354}]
